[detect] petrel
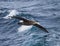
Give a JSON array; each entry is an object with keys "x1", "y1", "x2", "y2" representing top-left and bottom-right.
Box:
[{"x1": 11, "y1": 16, "x2": 49, "y2": 33}]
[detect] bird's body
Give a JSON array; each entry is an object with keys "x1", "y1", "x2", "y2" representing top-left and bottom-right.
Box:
[
  {"x1": 18, "y1": 20, "x2": 38, "y2": 25},
  {"x1": 12, "y1": 16, "x2": 49, "y2": 33}
]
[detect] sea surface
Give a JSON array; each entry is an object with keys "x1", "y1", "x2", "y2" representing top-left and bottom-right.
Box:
[{"x1": 0, "y1": 0, "x2": 60, "y2": 46}]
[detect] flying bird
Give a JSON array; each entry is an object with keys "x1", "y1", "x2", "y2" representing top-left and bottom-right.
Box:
[{"x1": 11, "y1": 16, "x2": 49, "y2": 33}]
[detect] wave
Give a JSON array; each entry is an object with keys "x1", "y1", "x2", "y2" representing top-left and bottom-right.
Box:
[
  {"x1": 3, "y1": 10, "x2": 19, "y2": 19},
  {"x1": 0, "y1": 2, "x2": 60, "y2": 46}
]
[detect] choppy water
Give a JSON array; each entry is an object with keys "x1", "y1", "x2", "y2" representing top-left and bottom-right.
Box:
[{"x1": 0, "y1": 0, "x2": 60, "y2": 46}]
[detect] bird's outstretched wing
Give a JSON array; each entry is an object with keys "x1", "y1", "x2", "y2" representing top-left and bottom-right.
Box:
[
  {"x1": 34, "y1": 24, "x2": 49, "y2": 33},
  {"x1": 11, "y1": 16, "x2": 28, "y2": 21}
]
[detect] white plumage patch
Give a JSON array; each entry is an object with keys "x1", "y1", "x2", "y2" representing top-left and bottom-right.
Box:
[
  {"x1": 18, "y1": 25, "x2": 33, "y2": 32},
  {"x1": 19, "y1": 20, "x2": 23, "y2": 23}
]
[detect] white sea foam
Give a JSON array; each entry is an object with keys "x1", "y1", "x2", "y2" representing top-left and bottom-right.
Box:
[
  {"x1": 18, "y1": 25, "x2": 33, "y2": 32},
  {"x1": 3, "y1": 10, "x2": 18, "y2": 19}
]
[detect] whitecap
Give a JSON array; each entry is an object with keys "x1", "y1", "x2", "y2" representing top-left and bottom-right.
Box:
[{"x1": 3, "y1": 10, "x2": 18, "y2": 19}]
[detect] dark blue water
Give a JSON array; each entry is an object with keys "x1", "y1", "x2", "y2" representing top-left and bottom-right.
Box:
[{"x1": 0, "y1": 0, "x2": 60, "y2": 46}]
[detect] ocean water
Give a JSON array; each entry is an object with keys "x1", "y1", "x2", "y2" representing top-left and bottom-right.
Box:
[{"x1": 0, "y1": 0, "x2": 60, "y2": 46}]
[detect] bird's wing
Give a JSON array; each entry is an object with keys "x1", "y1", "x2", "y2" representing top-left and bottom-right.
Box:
[
  {"x1": 34, "y1": 24, "x2": 49, "y2": 33},
  {"x1": 11, "y1": 16, "x2": 28, "y2": 21}
]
